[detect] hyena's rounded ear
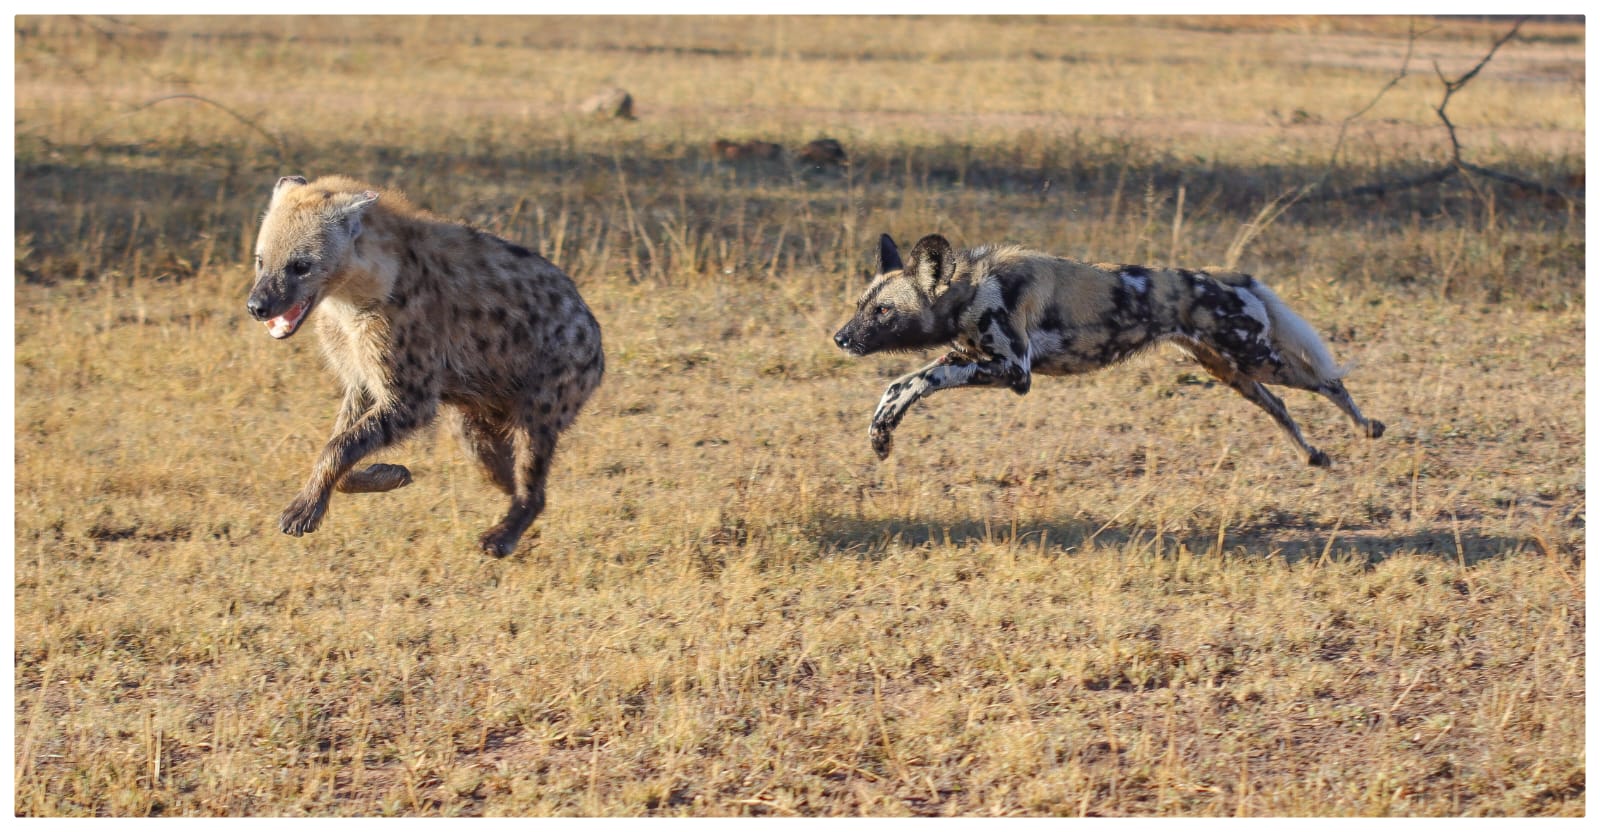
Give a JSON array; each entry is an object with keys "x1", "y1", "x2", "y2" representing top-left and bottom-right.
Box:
[
  {"x1": 908, "y1": 234, "x2": 957, "y2": 292},
  {"x1": 269, "y1": 175, "x2": 307, "y2": 209},
  {"x1": 876, "y1": 233, "x2": 904, "y2": 276},
  {"x1": 344, "y1": 190, "x2": 380, "y2": 213},
  {"x1": 339, "y1": 190, "x2": 380, "y2": 238}
]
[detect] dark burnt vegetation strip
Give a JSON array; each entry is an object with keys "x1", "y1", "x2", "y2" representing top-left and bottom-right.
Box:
[{"x1": 18, "y1": 128, "x2": 1580, "y2": 299}]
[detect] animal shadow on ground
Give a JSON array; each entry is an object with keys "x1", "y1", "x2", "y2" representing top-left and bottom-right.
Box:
[{"x1": 809, "y1": 513, "x2": 1536, "y2": 567}]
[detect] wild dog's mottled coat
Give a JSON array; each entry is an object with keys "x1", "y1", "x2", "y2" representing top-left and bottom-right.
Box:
[
  {"x1": 833, "y1": 234, "x2": 1383, "y2": 466},
  {"x1": 247, "y1": 175, "x2": 603, "y2": 556}
]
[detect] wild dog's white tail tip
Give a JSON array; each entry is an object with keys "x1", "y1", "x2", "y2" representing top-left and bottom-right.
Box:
[{"x1": 1242, "y1": 281, "x2": 1346, "y2": 382}]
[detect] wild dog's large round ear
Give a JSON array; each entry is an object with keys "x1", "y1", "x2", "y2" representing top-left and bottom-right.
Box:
[
  {"x1": 908, "y1": 234, "x2": 957, "y2": 292},
  {"x1": 268, "y1": 175, "x2": 308, "y2": 209},
  {"x1": 876, "y1": 233, "x2": 903, "y2": 276}
]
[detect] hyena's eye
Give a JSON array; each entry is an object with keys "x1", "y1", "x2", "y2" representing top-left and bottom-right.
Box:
[
  {"x1": 873, "y1": 304, "x2": 891, "y2": 319},
  {"x1": 285, "y1": 259, "x2": 312, "y2": 278}
]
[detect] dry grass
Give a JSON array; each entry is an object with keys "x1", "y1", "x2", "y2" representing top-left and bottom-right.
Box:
[{"x1": 13, "y1": 15, "x2": 1585, "y2": 816}]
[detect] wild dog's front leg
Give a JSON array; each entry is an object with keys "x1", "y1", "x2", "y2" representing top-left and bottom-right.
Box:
[
  {"x1": 329, "y1": 388, "x2": 415, "y2": 494},
  {"x1": 973, "y1": 314, "x2": 1034, "y2": 395},
  {"x1": 281, "y1": 397, "x2": 438, "y2": 536},
  {"x1": 869, "y1": 353, "x2": 1030, "y2": 459}
]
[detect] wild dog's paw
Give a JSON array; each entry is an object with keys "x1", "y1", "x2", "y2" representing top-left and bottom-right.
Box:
[
  {"x1": 1365, "y1": 420, "x2": 1386, "y2": 440},
  {"x1": 1307, "y1": 449, "x2": 1332, "y2": 468},
  {"x1": 280, "y1": 494, "x2": 329, "y2": 536},
  {"x1": 870, "y1": 422, "x2": 895, "y2": 459},
  {"x1": 337, "y1": 463, "x2": 414, "y2": 494}
]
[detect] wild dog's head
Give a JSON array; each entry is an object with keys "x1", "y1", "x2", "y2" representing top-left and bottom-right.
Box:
[
  {"x1": 833, "y1": 233, "x2": 966, "y2": 356},
  {"x1": 246, "y1": 176, "x2": 379, "y2": 340}
]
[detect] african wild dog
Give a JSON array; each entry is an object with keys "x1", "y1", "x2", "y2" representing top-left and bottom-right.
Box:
[
  {"x1": 833, "y1": 233, "x2": 1384, "y2": 467},
  {"x1": 247, "y1": 175, "x2": 604, "y2": 557}
]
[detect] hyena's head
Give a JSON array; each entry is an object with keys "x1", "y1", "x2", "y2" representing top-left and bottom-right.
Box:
[
  {"x1": 833, "y1": 233, "x2": 963, "y2": 356},
  {"x1": 246, "y1": 175, "x2": 379, "y2": 340}
]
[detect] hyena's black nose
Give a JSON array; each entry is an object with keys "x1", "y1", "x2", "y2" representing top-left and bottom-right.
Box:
[
  {"x1": 834, "y1": 331, "x2": 850, "y2": 350},
  {"x1": 246, "y1": 296, "x2": 271, "y2": 321}
]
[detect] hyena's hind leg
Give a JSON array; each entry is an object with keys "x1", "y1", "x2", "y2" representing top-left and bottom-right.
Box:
[
  {"x1": 478, "y1": 420, "x2": 556, "y2": 558},
  {"x1": 332, "y1": 388, "x2": 413, "y2": 493},
  {"x1": 1183, "y1": 342, "x2": 1331, "y2": 468},
  {"x1": 445, "y1": 408, "x2": 516, "y2": 494},
  {"x1": 337, "y1": 464, "x2": 414, "y2": 493}
]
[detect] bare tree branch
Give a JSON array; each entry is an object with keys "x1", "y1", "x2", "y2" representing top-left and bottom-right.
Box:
[
  {"x1": 1433, "y1": 17, "x2": 1527, "y2": 165},
  {"x1": 1321, "y1": 18, "x2": 1425, "y2": 176},
  {"x1": 92, "y1": 94, "x2": 293, "y2": 167},
  {"x1": 1313, "y1": 166, "x2": 1459, "y2": 202},
  {"x1": 1459, "y1": 161, "x2": 1577, "y2": 199},
  {"x1": 1306, "y1": 16, "x2": 1580, "y2": 205}
]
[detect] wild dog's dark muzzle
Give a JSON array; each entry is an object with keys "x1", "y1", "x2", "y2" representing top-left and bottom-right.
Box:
[{"x1": 833, "y1": 324, "x2": 867, "y2": 355}]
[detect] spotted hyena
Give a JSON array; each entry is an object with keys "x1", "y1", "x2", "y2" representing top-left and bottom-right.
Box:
[
  {"x1": 833, "y1": 233, "x2": 1384, "y2": 466},
  {"x1": 246, "y1": 175, "x2": 604, "y2": 557}
]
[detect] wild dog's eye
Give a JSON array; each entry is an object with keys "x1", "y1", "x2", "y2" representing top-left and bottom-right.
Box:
[{"x1": 873, "y1": 304, "x2": 891, "y2": 319}]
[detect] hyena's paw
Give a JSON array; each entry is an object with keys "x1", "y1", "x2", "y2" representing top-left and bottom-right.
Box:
[
  {"x1": 1364, "y1": 420, "x2": 1386, "y2": 440},
  {"x1": 870, "y1": 422, "x2": 895, "y2": 460},
  {"x1": 1307, "y1": 449, "x2": 1332, "y2": 468},
  {"x1": 280, "y1": 494, "x2": 329, "y2": 536},
  {"x1": 337, "y1": 463, "x2": 414, "y2": 494},
  {"x1": 479, "y1": 524, "x2": 526, "y2": 559}
]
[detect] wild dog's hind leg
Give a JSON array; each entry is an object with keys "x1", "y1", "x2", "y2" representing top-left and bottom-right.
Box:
[
  {"x1": 1183, "y1": 342, "x2": 1330, "y2": 468},
  {"x1": 1231, "y1": 381, "x2": 1331, "y2": 468},
  {"x1": 478, "y1": 418, "x2": 556, "y2": 558},
  {"x1": 1254, "y1": 363, "x2": 1386, "y2": 441},
  {"x1": 332, "y1": 387, "x2": 414, "y2": 494},
  {"x1": 1313, "y1": 379, "x2": 1385, "y2": 439}
]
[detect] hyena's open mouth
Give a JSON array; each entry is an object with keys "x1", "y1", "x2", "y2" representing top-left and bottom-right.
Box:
[{"x1": 265, "y1": 298, "x2": 312, "y2": 339}]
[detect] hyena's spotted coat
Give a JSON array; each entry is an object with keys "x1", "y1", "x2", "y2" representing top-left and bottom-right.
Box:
[
  {"x1": 833, "y1": 233, "x2": 1383, "y2": 466},
  {"x1": 247, "y1": 175, "x2": 604, "y2": 557}
]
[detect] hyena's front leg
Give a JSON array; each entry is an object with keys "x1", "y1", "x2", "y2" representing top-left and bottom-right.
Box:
[
  {"x1": 329, "y1": 387, "x2": 415, "y2": 494},
  {"x1": 281, "y1": 397, "x2": 438, "y2": 536},
  {"x1": 870, "y1": 353, "x2": 1028, "y2": 459}
]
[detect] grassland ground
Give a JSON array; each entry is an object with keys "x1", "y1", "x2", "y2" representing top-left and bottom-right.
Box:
[{"x1": 12, "y1": 15, "x2": 1585, "y2": 816}]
